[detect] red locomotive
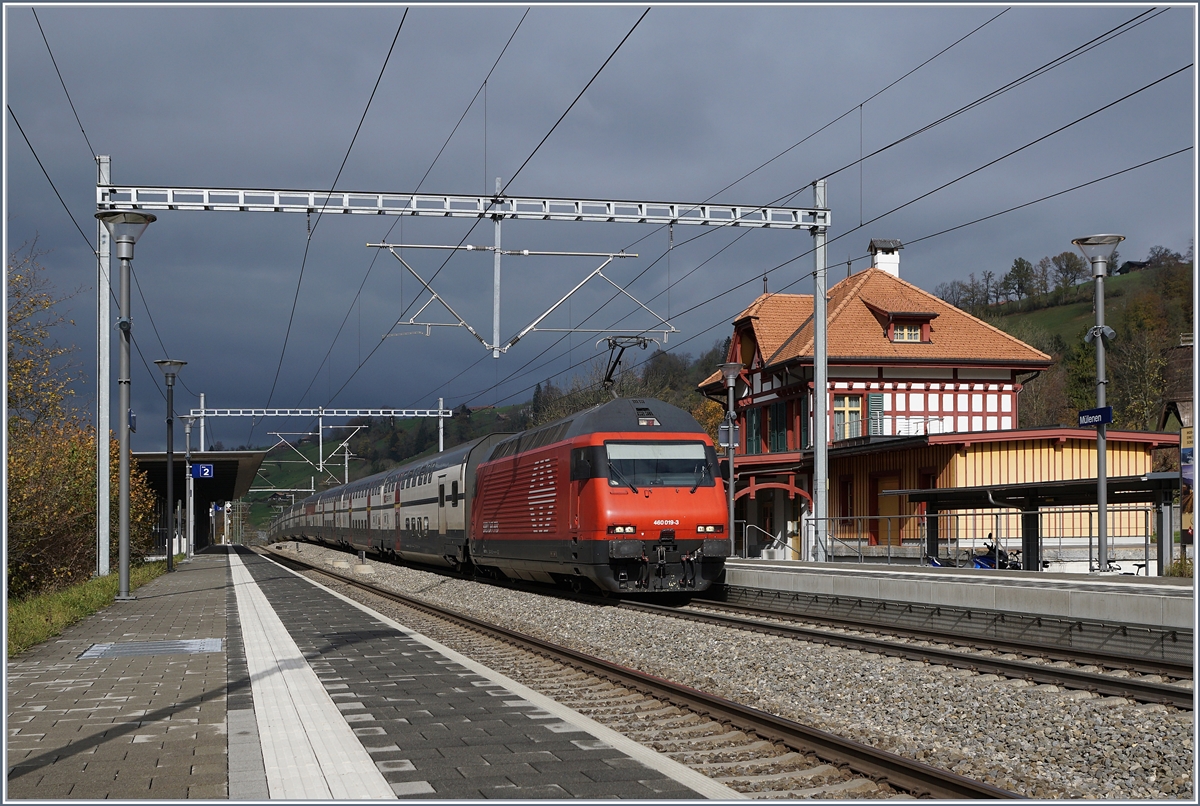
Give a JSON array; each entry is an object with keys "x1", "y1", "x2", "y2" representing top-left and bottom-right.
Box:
[
  {"x1": 270, "y1": 397, "x2": 731, "y2": 596},
  {"x1": 471, "y1": 397, "x2": 731, "y2": 594}
]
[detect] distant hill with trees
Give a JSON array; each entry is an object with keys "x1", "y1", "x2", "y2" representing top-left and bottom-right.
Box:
[{"x1": 935, "y1": 242, "x2": 1193, "y2": 444}]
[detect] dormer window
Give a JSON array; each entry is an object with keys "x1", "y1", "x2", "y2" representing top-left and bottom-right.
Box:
[{"x1": 863, "y1": 297, "x2": 938, "y2": 344}]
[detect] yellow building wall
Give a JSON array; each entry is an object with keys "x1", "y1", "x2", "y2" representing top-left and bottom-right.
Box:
[
  {"x1": 953, "y1": 438, "x2": 1152, "y2": 487},
  {"x1": 828, "y1": 437, "x2": 1156, "y2": 546},
  {"x1": 947, "y1": 438, "x2": 1155, "y2": 543}
]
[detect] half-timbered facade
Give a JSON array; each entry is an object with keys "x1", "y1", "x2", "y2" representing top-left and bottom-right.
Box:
[{"x1": 700, "y1": 242, "x2": 1173, "y2": 560}]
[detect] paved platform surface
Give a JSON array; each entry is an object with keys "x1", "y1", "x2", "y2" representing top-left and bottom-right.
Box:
[
  {"x1": 7, "y1": 547, "x2": 734, "y2": 800},
  {"x1": 6, "y1": 553, "x2": 229, "y2": 799}
]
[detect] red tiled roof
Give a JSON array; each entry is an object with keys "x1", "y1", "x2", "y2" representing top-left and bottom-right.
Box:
[{"x1": 700, "y1": 268, "x2": 1051, "y2": 388}]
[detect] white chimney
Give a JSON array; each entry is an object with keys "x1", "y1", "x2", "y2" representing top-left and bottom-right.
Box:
[{"x1": 868, "y1": 239, "x2": 903, "y2": 277}]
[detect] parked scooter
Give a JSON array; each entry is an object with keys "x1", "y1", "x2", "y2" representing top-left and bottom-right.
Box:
[{"x1": 973, "y1": 535, "x2": 1022, "y2": 570}]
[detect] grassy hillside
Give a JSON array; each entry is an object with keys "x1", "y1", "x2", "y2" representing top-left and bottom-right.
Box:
[
  {"x1": 982, "y1": 261, "x2": 1191, "y2": 435},
  {"x1": 988, "y1": 264, "x2": 1191, "y2": 346}
]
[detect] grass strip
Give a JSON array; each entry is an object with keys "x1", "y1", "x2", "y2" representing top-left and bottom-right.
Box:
[{"x1": 7, "y1": 561, "x2": 169, "y2": 657}]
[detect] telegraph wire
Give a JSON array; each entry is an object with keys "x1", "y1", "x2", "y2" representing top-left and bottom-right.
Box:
[
  {"x1": 32, "y1": 8, "x2": 96, "y2": 160},
  {"x1": 501, "y1": 7, "x2": 649, "y2": 195},
  {"x1": 817, "y1": 7, "x2": 1167, "y2": 184},
  {"x1": 255, "y1": 11, "x2": 407, "y2": 440},
  {"x1": 7, "y1": 105, "x2": 95, "y2": 254}
]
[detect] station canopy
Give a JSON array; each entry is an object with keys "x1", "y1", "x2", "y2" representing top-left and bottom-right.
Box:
[{"x1": 886, "y1": 472, "x2": 1179, "y2": 510}]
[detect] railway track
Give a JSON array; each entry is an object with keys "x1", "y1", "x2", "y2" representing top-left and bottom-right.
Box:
[
  {"x1": 266, "y1": 549, "x2": 1018, "y2": 799},
  {"x1": 622, "y1": 599, "x2": 1194, "y2": 710},
  {"x1": 276, "y1": 541, "x2": 1193, "y2": 708}
]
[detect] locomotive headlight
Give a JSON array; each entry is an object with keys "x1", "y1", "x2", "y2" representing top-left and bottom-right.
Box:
[
  {"x1": 697, "y1": 525, "x2": 724, "y2": 534},
  {"x1": 607, "y1": 525, "x2": 637, "y2": 534}
]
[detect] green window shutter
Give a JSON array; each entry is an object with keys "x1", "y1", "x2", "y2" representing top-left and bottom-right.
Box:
[
  {"x1": 746, "y1": 408, "x2": 762, "y2": 455},
  {"x1": 868, "y1": 393, "x2": 885, "y2": 435},
  {"x1": 768, "y1": 400, "x2": 787, "y2": 452},
  {"x1": 800, "y1": 393, "x2": 810, "y2": 449}
]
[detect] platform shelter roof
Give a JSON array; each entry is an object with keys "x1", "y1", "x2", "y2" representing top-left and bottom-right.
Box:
[{"x1": 885, "y1": 472, "x2": 1180, "y2": 511}]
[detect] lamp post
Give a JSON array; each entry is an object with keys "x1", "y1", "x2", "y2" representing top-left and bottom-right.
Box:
[
  {"x1": 154, "y1": 360, "x2": 186, "y2": 572},
  {"x1": 720, "y1": 362, "x2": 742, "y2": 557},
  {"x1": 95, "y1": 211, "x2": 156, "y2": 599},
  {"x1": 1073, "y1": 234, "x2": 1124, "y2": 572}
]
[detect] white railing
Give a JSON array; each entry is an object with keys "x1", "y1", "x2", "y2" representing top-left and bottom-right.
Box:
[
  {"x1": 834, "y1": 413, "x2": 961, "y2": 441},
  {"x1": 798, "y1": 505, "x2": 1159, "y2": 573}
]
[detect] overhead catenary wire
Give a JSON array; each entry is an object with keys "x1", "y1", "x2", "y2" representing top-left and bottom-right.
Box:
[
  {"x1": 460, "y1": 85, "x2": 1190, "y2": 414},
  {"x1": 402, "y1": 9, "x2": 1009, "y2": 408},
  {"x1": 253, "y1": 11, "x2": 407, "y2": 442},
  {"x1": 21, "y1": 12, "x2": 203, "y2": 412},
  {"x1": 7, "y1": 105, "x2": 95, "y2": 254},
  {"x1": 32, "y1": 8, "x2": 96, "y2": 160},
  {"x1": 319, "y1": 9, "x2": 647, "y2": 409},
  {"x1": 470, "y1": 146, "x2": 1194, "y2": 411},
  {"x1": 816, "y1": 6, "x2": 1167, "y2": 184},
  {"x1": 446, "y1": 27, "x2": 1188, "y2": 408},
  {"x1": 500, "y1": 7, "x2": 649, "y2": 196},
  {"x1": 331, "y1": 2, "x2": 1047, "y2": 413},
  {"x1": 7, "y1": 106, "x2": 179, "y2": 412},
  {"x1": 314, "y1": 7, "x2": 1176, "y2": 422},
  {"x1": 295, "y1": 8, "x2": 529, "y2": 411}
]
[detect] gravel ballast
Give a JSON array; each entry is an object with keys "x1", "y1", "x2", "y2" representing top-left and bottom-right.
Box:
[{"x1": 271, "y1": 543, "x2": 1195, "y2": 799}]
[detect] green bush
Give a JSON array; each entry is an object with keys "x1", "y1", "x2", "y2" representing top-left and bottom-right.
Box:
[
  {"x1": 7, "y1": 561, "x2": 167, "y2": 657},
  {"x1": 1166, "y1": 557, "x2": 1193, "y2": 578}
]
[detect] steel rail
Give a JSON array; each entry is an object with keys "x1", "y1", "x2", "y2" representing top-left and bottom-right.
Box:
[
  {"x1": 698, "y1": 596, "x2": 1194, "y2": 680},
  {"x1": 266, "y1": 549, "x2": 1017, "y2": 799},
  {"x1": 621, "y1": 600, "x2": 1194, "y2": 710}
]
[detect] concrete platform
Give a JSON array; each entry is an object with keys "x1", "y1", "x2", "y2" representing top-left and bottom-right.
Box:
[
  {"x1": 7, "y1": 547, "x2": 739, "y2": 800},
  {"x1": 723, "y1": 559, "x2": 1195, "y2": 631}
]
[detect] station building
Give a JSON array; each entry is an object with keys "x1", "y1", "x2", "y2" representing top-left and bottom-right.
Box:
[{"x1": 699, "y1": 240, "x2": 1178, "y2": 564}]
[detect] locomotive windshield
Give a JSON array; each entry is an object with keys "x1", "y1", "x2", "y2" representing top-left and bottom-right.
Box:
[{"x1": 605, "y1": 442, "x2": 715, "y2": 488}]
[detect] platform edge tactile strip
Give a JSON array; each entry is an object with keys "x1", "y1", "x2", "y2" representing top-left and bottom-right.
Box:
[{"x1": 228, "y1": 549, "x2": 394, "y2": 799}]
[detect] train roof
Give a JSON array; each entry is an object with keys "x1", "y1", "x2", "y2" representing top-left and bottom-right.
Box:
[
  {"x1": 299, "y1": 434, "x2": 508, "y2": 505},
  {"x1": 486, "y1": 398, "x2": 706, "y2": 462}
]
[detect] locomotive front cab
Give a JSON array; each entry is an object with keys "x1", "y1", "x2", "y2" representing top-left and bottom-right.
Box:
[{"x1": 572, "y1": 438, "x2": 731, "y2": 593}]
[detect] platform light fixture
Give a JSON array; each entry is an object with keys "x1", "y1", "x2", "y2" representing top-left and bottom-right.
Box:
[
  {"x1": 1072, "y1": 234, "x2": 1124, "y2": 573},
  {"x1": 720, "y1": 362, "x2": 742, "y2": 557},
  {"x1": 155, "y1": 360, "x2": 186, "y2": 572},
  {"x1": 96, "y1": 210, "x2": 156, "y2": 599}
]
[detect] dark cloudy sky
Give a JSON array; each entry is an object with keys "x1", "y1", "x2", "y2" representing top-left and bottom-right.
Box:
[{"x1": 5, "y1": 3, "x2": 1195, "y2": 451}]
